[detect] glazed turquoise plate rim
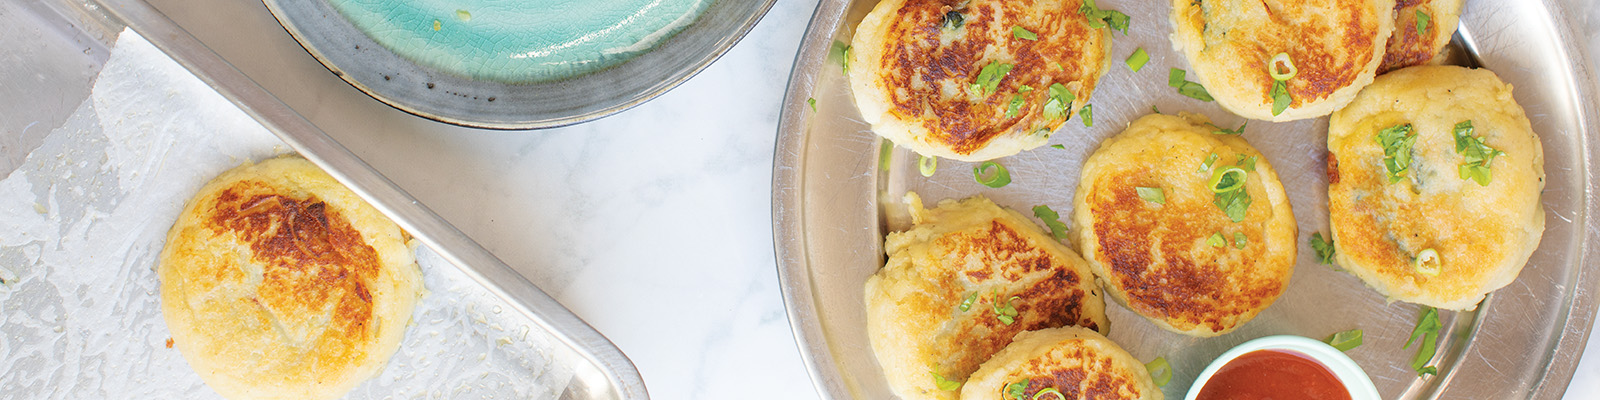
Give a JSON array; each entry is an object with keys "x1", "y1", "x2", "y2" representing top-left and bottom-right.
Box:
[
  {"x1": 262, "y1": 0, "x2": 776, "y2": 130},
  {"x1": 1183, "y1": 335, "x2": 1380, "y2": 400}
]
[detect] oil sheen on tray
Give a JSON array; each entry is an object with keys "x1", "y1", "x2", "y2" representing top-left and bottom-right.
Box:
[{"x1": 325, "y1": 0, "x2": 712, "y2": 83}]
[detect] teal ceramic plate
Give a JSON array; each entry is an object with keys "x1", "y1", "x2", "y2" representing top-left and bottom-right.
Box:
[{"x1": 263, "y1": 0, "x2": 775, "y2": 129}]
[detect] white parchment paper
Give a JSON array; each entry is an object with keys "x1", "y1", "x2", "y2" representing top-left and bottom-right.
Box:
[{"x1": 0, "y1": 29, "x2": 574, "y2": 399}]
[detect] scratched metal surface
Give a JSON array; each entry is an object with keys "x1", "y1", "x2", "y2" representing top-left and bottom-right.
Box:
[{"x1": 773, "y1": 0, "x2": 1600, "y2": 399}]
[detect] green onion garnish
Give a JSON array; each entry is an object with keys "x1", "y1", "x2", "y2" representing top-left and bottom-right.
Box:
[
  {"x1": 1051, "y1": 144, "x2": 1066, "y2": 150},
  {"x1": 1078, "y1": 0, "x2": 1130, "y2": 34},
  {"x1": 1013, "y1": 26, "x2": 1038, "y2": 40},
  {"x1": 974, "y1": 161, "x2": 1012, "y2": 188},
  {"x1": 932, "y1": 372, "x2": 963, "y2": 391},
  {"x1": 992, "y1": 293, "x2": 1021, "y2": 325},
  {"x1": 1233, "y1": 232, "x2": 1247, "y2": 249},
  {"x1": 1208, "y1": 232, "x2": 1226, "y2": 248},
  {"x1": 1325, "y1": 328, "x2": 1364, "y2": 352},
  {"x1": 1126, "y1": 48, "x2": 1149, "y2": 72},
  {"x1": 1241, "y1": 155, "x2": 1258, "y2": 172},
  {"x1": 1414, "y1": 248, "x2": 1441, "y2": 276},
  {"x1": 1031, "y1": 388, "x2": 1065, "y2": 400},
  {"x1": 1004, "y1": 379, "x2": 1030, "y2": 400},
  {"x1": 1376, "y1": 124, "x2": 1419, "y2": 184},
  {"x1": 1453, "y1": 120, "x2": 1504, "y2": 186},
  {"x1": 919, "y1": 155, "x2": 938, "y2": 177},
  {"x1": 879, "y1": 140, "x2": 893, "y2": 171},
  {"x1": 1044, "y1": 83, "x2": 1075, "y2": 120},
  {"x1": 1213, "y1": 121, "x2": 1247, "y2": 135},
  {"x1": 971, "y1": 61, "x2": 1014, "y2": 96},
  {"x1": 1270, "y1": 81, "x2": 1292, "y2": 116},
  {"x1": 1405, "y1": 307, "x2": 1442, "y2": 376},
  {"x1": 1079, "y1": 104, "x2": 1094, "y2": 127},
  {"x1": 1146, "y1": 357, "x2": 1172, "y2": 387},
  {"x1": 1136, "y1": 187, "x2": 1165, "y2": 204},
  {"x1": 1199, "y1": 152, "x2": 1219, "y2": 172},
  {"x1": 1213, "y1": 183, "x2": 1252, "y2": 223},
  {"x1": 1310, "y1": 232, "x2": 1336, "y2": 265},
  {"x1": 1168, "y1": 68, "x2": 1215, "y2": 102},
  {"x1": 1033, "y1": 205, "x2": 1070, "y2": 240},
  {"x1": 1209, "y1": 166, "x2": 1248, "y2": 193},
  {"x1": 807, "y1": 97, "x2": 817, "y2": 112},
  {"x1": 1416, "y1": 10, "x2": 1432, "y2": 35},
  {"x1": 944, "y1": 11, "x2": 965, "y2": 30},
  {"x1": 1006, "y1": 85, "x2": 1035, "y2": 118},
  {"x1": 959, "y1": 291, "x2": 978, "y2": 312},
  {"x1": 1268, "y1": 53, "x2": 1297, "y2": 81}
]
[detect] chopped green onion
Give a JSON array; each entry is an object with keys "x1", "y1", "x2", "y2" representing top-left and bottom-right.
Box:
[
  {"x1": 974, "y1": 161, "x2": 1012, "y2": 188},
  {"x1": 1151, "y1": 105, "x2": 1162, "y2": 114},
  {"x1": 1199, "y1": 153, "x2": 1219, "y2": 172},
  {"x1": 932, "y1": 372, "x2": 963, "y2": 391},
  {"x1": 1419, "y1": 366, "x2": 1439, "y2": 377},
  {"x1": 1031, "y1": 388, "x2": 1065, "y2": 400},
  {"x1": 1310, "y1": 232, "x2": 1336, "y2": 265},
  {"x1": 1006, "y1": 85, "x2": 1035, "y2": 118},
  {"x1": 1325, "y1": 328, "x2": 1364, "y2": 352},
  {"x1": 1078, "y1": 0, "x2": 1129, "y2": 34},
  {"x1": 959, "y1": 291, "x2": 979, "y2": 311},
  {"x1": 945, "y1": 11, "x2": 965, "y2": 30},
  {"x1": 971, "y1": 61, "x2": 1014, "y2": 96},
  {"x1": 1044, "y1": 83, "x2": 1075, "y2": 120},
  {"x1": 1136, "y1": 187, "x2": 1166, "y2": 204},
  {"x1": 1168, "y1": 68, "x2": 1214, "y2": 101},
  {"x1": 1126, "y1": 48, "x2": 1149, "y2": 72},
  {"x1": 1208, "y1": 233, "x2": 1226, "y2": 248},
  {"x1": 1051, "y1": 62, "x2": 1064, "y2": 71},
  {"x1": 1241, "y1": 155, "x2": 1258, "y2": 172},
  {"x1": 1414, "y1": 248, "x2": 1441, "y2": 276},
  {"x1": 1004, "y1": 379, "x2": 1030, "y2": 400},
  {"x1": 919, "y1": 155, "x2": 938, "y2": 177},
  {"x1": 829, "y1": 41, "x2": 850, "y2": 65},
  {"x1": 1213, "y1": 121, "x2": 1247, "y2": 135},
  {"x1": 1452, "y1": 120, "x2": 1504, "y2": 186},
  {"x1": 841, "y1": 45, "x2": 852, "y2": 74},
  {"x1": 1234, "y1": 232, "x2": 1247, "y2": 249},
  {"x1": 1145, "y1": 357, "x2": 1172, "y2": 387},
  {"x1": 1405, "y1": 307, "x2": 1442, "y2": 376},
  {"x1": 807, "y1": 97, "x2": 817, "y2": 112},
  {"x1": 456, "y1": 9, "x2": 471, "y2": 22},
  {"x1": 1376, "y1": 124, "x2": 1419, "y2": 184},
  {"x1": 1416, "y1": 10, "x2": 1432, "y2": 35},
  {"x1": 1079, "y1": 104, "x2": 1094, "y2": 127},
  {"x1": 1271, "y1": 80, "x2": 1292, "y2": 116},
  {"x1": 879, "y1": 140, "x2": 893, "y2": 171},
  {"x1": 1051, "y1": 144, "x2": 1066, "y2": 150},
  {"x1": 1209, "y1": 166, "x2": 1247, "y2": 193},
  {"x1": 1033, "y1": 205, "x2": 1070, "y2": 240},
  {"x1": 1268, "y1": 53, "x2": 1297, "y2": 81},
  {"x1": 1013, "y1": 26, "x2": 1038, "y2": 40},
  {"x1": 992, "y1": 294, "x2": 1021, "y2": 325}
]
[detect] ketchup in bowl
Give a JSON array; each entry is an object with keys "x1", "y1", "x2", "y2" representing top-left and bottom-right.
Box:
[{"x1": 1194, "y1": 349, "x2": 1351, "y2": 400}]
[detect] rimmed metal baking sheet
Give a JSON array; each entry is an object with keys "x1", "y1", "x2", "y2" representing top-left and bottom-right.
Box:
[
  {"x1": 773, "y1": 0, "x2": 1599, "y2": 398},
  {"x1": 0, "y1": 0, "x2": 649, "y2": 398},
  {"x1": 260, "y1": 0, "x2": 776, "y2": 130}
]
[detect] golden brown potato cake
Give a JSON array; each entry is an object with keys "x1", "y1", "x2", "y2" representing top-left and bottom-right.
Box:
[
  {"x1": 1378, "y1": 0, "x2": 1464, "y2": 74},
  {"x1": 1169, "y1": 0, "x2": 1395, "y2": 121},
  {"x1": 160, "y1": 156, "x2": 423, "y2": 400},
  {"x1": 867, "y1": 193, "x2": 1109, "y2": 400},
  {"x1": 962, "y1": 327, "x2": 1162, "y2": 400},
  {"x1": 851, "y1": 0, "x2": 1112, "y2": 161},
  {"x1": 1327, "y1": 65, "x2": 1544, "y2": 311},
  {"x1": 1072, "y1": 113, "x2": 1297, "y2": 337}
]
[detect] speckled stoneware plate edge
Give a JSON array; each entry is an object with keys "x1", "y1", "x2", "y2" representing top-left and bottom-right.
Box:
[{"x1": 773, "y1": 0, "x2": 1600, "y2": 399}]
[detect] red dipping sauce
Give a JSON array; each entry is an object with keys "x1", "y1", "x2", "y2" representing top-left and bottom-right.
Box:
[{"x1": 1195, "y1": 349, "x2": 1351, "y2": 400}]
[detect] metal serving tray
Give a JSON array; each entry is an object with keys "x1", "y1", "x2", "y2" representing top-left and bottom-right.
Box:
[
  {"x1": 774, "y1": 0, "x2": 1600, "y2": 399},
  {"x1": 0, "y1": 0, "x2": 646, "y2": 398}
]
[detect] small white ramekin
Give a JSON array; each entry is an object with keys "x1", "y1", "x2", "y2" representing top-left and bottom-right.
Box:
[{"x1": 1183, "y1": 335, "x2": 1380, "y2": 400}]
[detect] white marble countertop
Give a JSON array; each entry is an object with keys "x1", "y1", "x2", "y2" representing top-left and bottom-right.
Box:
[{"x1": 144, "y1": 0, "x2": 1596, "y2": 398}]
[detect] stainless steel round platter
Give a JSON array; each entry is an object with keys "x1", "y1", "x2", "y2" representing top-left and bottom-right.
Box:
[
  {"x1": 262, "y1": 0, "x2": 774, "y2": 129},
  {"x1": 773, "y1": 0, "x2": 1600, "y2": 399}
]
